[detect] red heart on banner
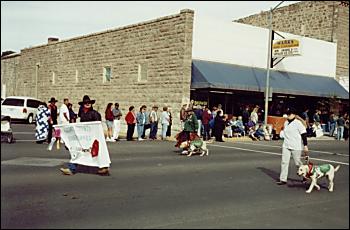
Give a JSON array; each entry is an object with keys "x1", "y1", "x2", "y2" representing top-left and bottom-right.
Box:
[{"x1": 91, "y1": 139, "x2": 99, "y2": 157}]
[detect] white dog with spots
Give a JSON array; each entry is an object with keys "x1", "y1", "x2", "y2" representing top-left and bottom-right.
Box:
[
  {"x1": 179, "y1": 139, "x2": 209, "y2": 157},
  {"x1": 297, "y1": 162, "x2": 340, "y2": 193}
]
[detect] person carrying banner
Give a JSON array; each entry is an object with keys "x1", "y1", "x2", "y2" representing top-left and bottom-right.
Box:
[{"x1": 60, "y1": 95, "x2": 110, "y2": 176}]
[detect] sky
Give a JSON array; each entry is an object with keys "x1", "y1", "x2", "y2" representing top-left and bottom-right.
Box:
[{"x1": 1, "y1": 1, "x2": 300, "y2": 53}]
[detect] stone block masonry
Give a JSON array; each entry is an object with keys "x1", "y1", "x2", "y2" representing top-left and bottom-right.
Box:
[{"x1": 1, "y1": 9, "x2": 194, "y2": 134}]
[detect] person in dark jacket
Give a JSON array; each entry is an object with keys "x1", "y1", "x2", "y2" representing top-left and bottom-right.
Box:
[
  {"x1": 214, "y1": 110, "x2": 225, "y2": 142},
  {"x1": 78, "y1": 95, "x2": 101, "y2": 122},
  {"x1": 47, "y1": 97, "x2": 58, "y2": 143}
]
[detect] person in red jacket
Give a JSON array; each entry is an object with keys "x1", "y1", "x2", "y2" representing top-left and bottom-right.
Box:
[
  {"x1": 105, "y1": 103, "x2": 115, "y2": 142},
  {"x1": 125, "y1": 106, "x2": 136, "y2": 141},
  {"x1": 202, "y1": 106, "x2": 211, "y2": 141}
]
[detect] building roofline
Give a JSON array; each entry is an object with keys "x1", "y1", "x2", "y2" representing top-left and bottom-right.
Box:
[
  {"x1": 1, "y1": 53, "x2": 21, "y2": 60},
  {"x1": 21, "y1": 9, "x2": 194, "y2": 52}
]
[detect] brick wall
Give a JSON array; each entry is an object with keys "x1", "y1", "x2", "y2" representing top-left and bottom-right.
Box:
[
  {"x1": 1, "y1": 9, "x2": 194, "y2": 133},
  {"x1": 235, "y1": 1, "x2": 349, "y2": 82}
]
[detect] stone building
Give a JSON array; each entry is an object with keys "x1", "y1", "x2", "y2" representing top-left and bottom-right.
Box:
[
  {"x1": 1, "y1": 9, "x2": 194, "y2": 132},
  {"x1": 2, "y1": 6, "x2": 348, "y2": 134},
  {"x1": 235, "y1": 1, "x2": 349, "y2": 89}
]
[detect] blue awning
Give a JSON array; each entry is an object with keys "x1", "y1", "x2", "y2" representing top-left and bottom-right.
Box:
[{"x1": 191, "y1": 59, "x2": 349, "y2": 99}]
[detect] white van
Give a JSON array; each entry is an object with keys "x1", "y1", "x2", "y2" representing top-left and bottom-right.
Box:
[{"x1": 1, "y1": 96, "x2": 41, "y2": 123}]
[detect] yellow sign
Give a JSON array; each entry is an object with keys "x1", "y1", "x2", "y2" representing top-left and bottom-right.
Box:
[
  {"x1": 272, "y1": 39, "x2": 299, "y2": 49},
  {"x1": 272, "y1": 39, "x2": 301, "y2": 58}
]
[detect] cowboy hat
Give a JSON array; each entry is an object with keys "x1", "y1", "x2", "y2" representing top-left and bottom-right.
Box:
[
  {"x1": 78, "y1": 95, "x2": 96, "y2": 105},
  {"x1": 48, "y1": 97, "x2": 58, "y2": 103}
]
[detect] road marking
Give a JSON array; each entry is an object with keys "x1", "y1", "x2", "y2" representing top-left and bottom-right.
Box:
[
  {"x1": 1, "y1": 157, "x2": 66, "y2": 167},
  {"x1": 12, "y1": 132, "x2": 35, "y2": 134},
  {"x1": 233, "y1": 141, "x2": 349, "y2": 157},
  {"x1": 11, "y1": 140, "x2": 37, "y2": 142},
  {"x1": 210, "y1": 144, "x2": 349, "y2": 166}
]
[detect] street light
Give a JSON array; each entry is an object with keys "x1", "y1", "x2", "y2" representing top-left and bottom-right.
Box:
[{"x1": 264, "y1": 1, "x2": 284, "y2": 126}]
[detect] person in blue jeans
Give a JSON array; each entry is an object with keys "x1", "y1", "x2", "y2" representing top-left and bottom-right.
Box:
[
  {"x1": 136, "y1": 105, "x2": 147, "y2": 141},
  {"x1": 149, "y1": 106, "x2": 159, "y2": 140},
  {"x1": 336, "y1": 114, "x2": 345, "y2": 140},
  {"x1": 328, "y1": 112, "x2": 337, "y2": 137}
]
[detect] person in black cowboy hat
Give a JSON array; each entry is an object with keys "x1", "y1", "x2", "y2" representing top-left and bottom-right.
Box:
[
  {"x1": 60, "y1": 95, "x2": 108, "y2": 176},
  {"x1": 47, "y1": 97, "x2": 58, "y2": 143},
  {"x1": 77, "y1": 95, "x2": 101, "y2": 122}
]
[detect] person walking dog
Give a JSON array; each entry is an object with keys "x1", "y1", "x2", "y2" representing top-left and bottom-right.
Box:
[{"x1": 276, "y1": 107, "x2": 309, "y2": 185}]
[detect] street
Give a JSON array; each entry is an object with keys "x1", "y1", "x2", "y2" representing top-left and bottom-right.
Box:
[{"x1": 1, "y1": 124, "x2": 349, "y2": 229}]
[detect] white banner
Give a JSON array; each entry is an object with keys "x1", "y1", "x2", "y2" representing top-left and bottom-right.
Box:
[{"x1": 54, "y1": 121, "x2": 111, "y2": 168}]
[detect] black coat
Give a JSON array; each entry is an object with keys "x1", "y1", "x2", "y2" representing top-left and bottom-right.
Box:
[{"x1": 80, "y1": 109, "x2": 101, "y2": 122}]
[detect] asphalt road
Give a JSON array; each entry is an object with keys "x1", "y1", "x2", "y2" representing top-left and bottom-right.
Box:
[{"x1": 1, "y1": 124, "x2": 349, "y2": 229}]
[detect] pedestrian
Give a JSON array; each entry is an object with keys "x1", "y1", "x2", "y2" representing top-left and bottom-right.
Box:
[
  {"x1": 79, "y1": 95, "x2": 101, "y2": 122},
  {"x1": 180, "y1": 104, "x2": 187, "y2": 130},
  {"x1": 250, "y1": 106, "x2": 259, "y2": 125},
  {"x1": 136, "y1": 105, "x2": 147, "y2": 141},
  {"x1": 202, "y1": 106, "x2": 211, "y2": 141},
  {"x1": 142, "y1": 107, "x2": 151, "y2": 139},
  {"x1": 242, "y1": 106, "x2": 250, "y2": 133},
  {"x1": 276, "y1": 107, "x2": 308, "y2": 185},
  {"x1": 160, "y1": 106, "x2": 170, "y2": 140},
  {"x1": 336, "y1": 114, "x2": 345, "y2": 141},
  {"x1": 217, "y1": 104, "x2": 224, "y2": 116},
  {"x1": 149, "y1": 105, "x2": 159, "y2": 140},
  {"x1": 344, "y1": 113, "x2": 349, "y2": 141},
  {"x1": 105, "y1": 103, "x2": 115, "y2": 142},
  {"x1": 59, "y1": 98, "x2": 70, "y2": 124},
  {"x1": 166, "y1": 107, "x2": 172, "y2": 138},
  {"x1": 125, "y1": 106, "x2": 136, "y2": 141},
  {"x1": 183, "y1": 108, "x2": 199, "y2": 141},
  {"x1": 47, "y1": 97, "x2": 58, "y2": 144},
  {"x1": 67, "y1": 103, "x2": 77, "y2": 123},
  {"x1": 214, "y1": 110, "x2": 225, "y2": 142},
  {"x1": 35, "y1": 102, "x2": 50, "y2": 144},
  {"x1": 328, "y1": 112, "x2": 336, "y2": 137},
  {"x1": 194, "y1": 105, "x2": 203, "y2": 137},
  {"x1": 112, "y1": 103, "x2": 122, "y2": 141},
  {"x1": 60, "y1": 95, "x2": 109, "y2": 176},
  {"x1": 313, "y1": 109, "x2": 321, "y2": 128}
]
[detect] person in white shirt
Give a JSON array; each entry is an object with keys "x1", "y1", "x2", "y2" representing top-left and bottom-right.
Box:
[
  {"x1": 250, "y1": 107, "x2": 259, "y2": 125},
  {"x1": 160, "y1": 106, "x2": 170, "y2": 140},
  {"x1": 276, "y1": 107, "x2": 309, "y2": 185},
  {"x1": 59, "y1": 98, "x2": 70, "y2": 124}
]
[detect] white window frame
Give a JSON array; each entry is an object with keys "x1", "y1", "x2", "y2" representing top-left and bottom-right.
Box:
[
  {"x1": 138, "y1": 63, "x2": 148, "y2": 82},
  {"x1": 103, "y1": 66, "x2": 112, "y2": 83}
]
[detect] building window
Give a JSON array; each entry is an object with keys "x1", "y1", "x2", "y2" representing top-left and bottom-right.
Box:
[
  {"x1": 138, "y1": 64, "x2": 148, "y2": 82},
  {"x1": 52, "y1": 71, "x2": 56, "y2": 85},
  {"x1": 75, "y1": 70, "x2": 79, "y2": 83},
  {"x1": 103, "y1": 67, "x2": 111, "y2": 83}
]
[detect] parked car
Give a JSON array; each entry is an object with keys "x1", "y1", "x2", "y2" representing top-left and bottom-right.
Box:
[{"x1": 1, "y1": 96, "x2": 41, "y2": 123}]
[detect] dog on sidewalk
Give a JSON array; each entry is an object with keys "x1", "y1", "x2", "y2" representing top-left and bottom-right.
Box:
[
  {"x1": 179, "y1": 139, "x2": 209, "y2": 157},
  {"x1": 297, "y1": 161, "x2": 340, "y2": 193}
]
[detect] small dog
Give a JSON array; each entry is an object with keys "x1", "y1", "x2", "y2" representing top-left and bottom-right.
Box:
[
  {"x1": 179, "y1": 139, "x2": 209, "y2": 157},
  {"x1": 297, "y1": 162, "x2": 340, "y2": 193}
]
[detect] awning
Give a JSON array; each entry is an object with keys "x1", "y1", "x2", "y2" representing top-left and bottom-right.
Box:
[{"x1": 191, "y1": 59, "x2": 349, "y2": 99}]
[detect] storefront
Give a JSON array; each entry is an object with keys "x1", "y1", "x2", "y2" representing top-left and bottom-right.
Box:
[{"x1": 190, "y1": 59, "x2": 349, "y2": 118}]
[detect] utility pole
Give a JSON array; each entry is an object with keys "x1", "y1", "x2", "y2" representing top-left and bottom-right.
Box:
[{"x1": 264, "y1": 1, "x2": 284, "y2": 125}]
